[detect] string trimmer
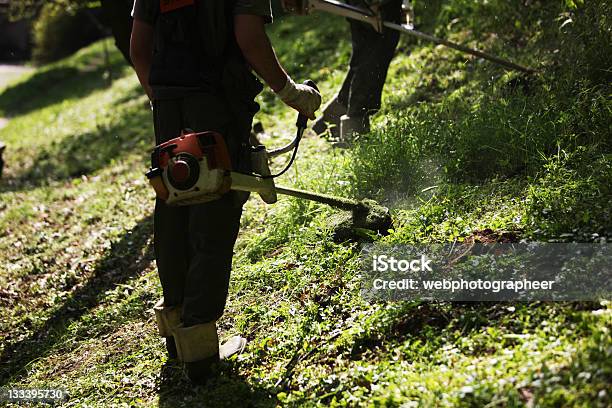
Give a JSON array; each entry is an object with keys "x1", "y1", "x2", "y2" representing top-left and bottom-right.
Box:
[
  {"x1": 145, "y1": 81, "x2": 392, "y2": 239},
  {"x1": 289, "y1": 0, "x2": 536, "y2": 74}
]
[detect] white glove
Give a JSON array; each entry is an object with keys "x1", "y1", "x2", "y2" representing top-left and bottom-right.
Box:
[{"x1": 275, "y1": 77, "x2": 321, "y2": 119}]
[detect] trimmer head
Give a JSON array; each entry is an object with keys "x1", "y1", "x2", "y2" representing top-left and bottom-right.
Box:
[
  {"x1": 328, "y1": 199, "x2": 393, "y2": 242},
  {"x1": 353, "y1": 199, "x2": 393, "y2": 233}
]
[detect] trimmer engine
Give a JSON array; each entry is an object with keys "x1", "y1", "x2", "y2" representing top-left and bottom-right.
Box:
[{"x1": 146, "y1": 131, "x2": 233, "y2": 206}]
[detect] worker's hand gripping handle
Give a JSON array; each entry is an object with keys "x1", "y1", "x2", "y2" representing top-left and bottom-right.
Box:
[{"x1": 296, "y1": 80, "x2": 320, "y2": 129}]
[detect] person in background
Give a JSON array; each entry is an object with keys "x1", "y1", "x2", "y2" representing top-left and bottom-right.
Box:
[{"x1": 283, "y1": 0, "x2": 405, "y2": 145}]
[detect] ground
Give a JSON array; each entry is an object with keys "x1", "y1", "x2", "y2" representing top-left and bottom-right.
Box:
[
  {"x1": 0, "y1": 64, "x2": 33, "y2": 129},
  {"x1": 0, "y1": 1, "x2": 610, "y2": 407}
]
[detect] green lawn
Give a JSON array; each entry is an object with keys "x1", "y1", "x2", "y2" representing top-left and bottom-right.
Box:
[{"x1": 0, "y1": 1, "x2": 610, "y2": 406}]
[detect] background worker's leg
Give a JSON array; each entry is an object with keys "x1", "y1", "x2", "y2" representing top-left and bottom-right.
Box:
[
  {"x1": 344, "y1": 0, "x2": 402, "y2": 118},
  {"x1": 337, "y1": 68, "x2": 354, "y2": 111},
  {"x1": 335, "y1": 0, "x2": 403, "y2": 143},
  {"x1": 182, "y1": 192, "x2": 243, "y2": 327}
]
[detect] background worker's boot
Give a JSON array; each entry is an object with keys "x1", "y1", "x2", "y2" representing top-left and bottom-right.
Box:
[
  {"x1": 153, "y1": 298, "x2": 181, "y2": 359},
  {"x1": 312, "y1": 97, "x2": 347, "y2": 139},
  {"x1": 336, "y1": 115, "x2": 370, "y2": 148}
]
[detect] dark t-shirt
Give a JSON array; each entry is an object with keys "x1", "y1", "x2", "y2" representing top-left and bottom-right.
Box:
[{"x1": 131, "y1": 0, "x2": 273, "y2": 24}]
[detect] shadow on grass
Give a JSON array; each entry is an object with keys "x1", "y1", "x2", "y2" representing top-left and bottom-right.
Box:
[
  {"x1": 0, "y1": 215, "x2": 154, "y2": 386},
  {"x1": 0, "y1": 93, "x2": 152, "y2": 193},
  {"x1": 158, "y1": 360, "x2": 277, "y2": 408},
  {"x1": 0, "y1": 58, "x2": 126, "y2": 117}
]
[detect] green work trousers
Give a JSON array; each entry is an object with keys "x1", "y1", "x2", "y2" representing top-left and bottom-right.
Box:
[{"x1": 152, "y1": 92, "x2": 247, "y2": 327}]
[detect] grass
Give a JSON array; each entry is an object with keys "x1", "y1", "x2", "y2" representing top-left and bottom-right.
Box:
[{"x1": 1, "y1": 0, "x2": 610, "y2": 406}]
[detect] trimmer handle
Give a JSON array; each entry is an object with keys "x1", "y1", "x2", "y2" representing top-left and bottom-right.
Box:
[{"x1": 296, "y1": 80, "x2": 320, "y2": 129}]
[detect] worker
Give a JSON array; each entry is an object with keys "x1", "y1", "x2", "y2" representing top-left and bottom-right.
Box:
[
  {"x1": 283, "y1": 0, "x2": 404, "y2": 144},
  {"x1": 130, "y1": 0, "x2": 320, "y2": 384}
]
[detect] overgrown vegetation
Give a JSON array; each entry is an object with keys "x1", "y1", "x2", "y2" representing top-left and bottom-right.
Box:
[
  {"x1": 0, "y1": 0, "x2": 610, "y2": 406},
  {"x1": 31, "y1": 3, "x2": 106, "y2": 65}
]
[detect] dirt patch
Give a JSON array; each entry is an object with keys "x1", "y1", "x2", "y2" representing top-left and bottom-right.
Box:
[
  {"x1": 46, "y1": 321, "x2": 151, "y2": 377},
  {"x1": 465, "y1": 228, "x2": 520, "y2": 243}
]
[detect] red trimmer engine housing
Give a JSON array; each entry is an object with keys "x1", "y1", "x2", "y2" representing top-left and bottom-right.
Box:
[{"x1": 146, "y1": 131, "x2": 233, "y2": 206}]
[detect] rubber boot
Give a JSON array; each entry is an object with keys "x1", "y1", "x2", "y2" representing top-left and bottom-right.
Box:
[
  {"x1": 184, "y1": 354, "x2": 220, "y2": 385},
  {"x1": 183, "y1": 336, "x2": 247, "y2": 385},
  {"x1": 173, "y1": 322, "x2": 219, "y2": 385},
  {"x1": 153, "y1": 298, "x2": 181, "y2": 359},
  {"x1": 336, "y1": 115, "x2": 370, "y2": 148},
  {"x1": 173, "y1": 322, "x2": 248, "y2": 385},
  {"x1": 312, "y1": 97, "x2": 347, "y2": 139}
]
